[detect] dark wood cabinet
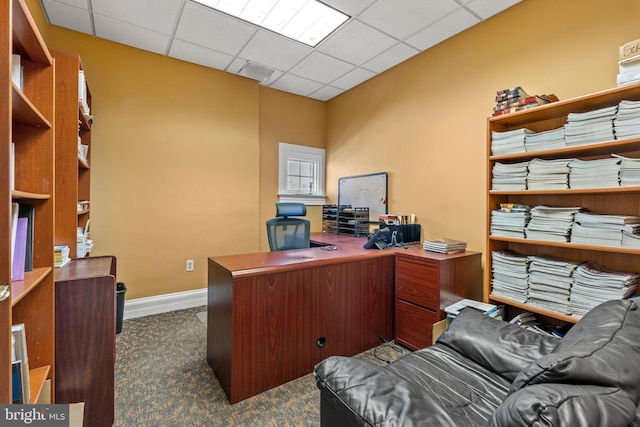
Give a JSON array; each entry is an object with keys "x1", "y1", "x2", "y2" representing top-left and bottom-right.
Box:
[
  {"x1": 54, "y1": 256, "x2": 116, "y2": 427},
  {"x1": 394, "y1": 251, "x2": 482, "y2": 351}
]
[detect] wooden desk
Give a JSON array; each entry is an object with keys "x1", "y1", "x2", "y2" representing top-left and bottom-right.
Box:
[{"x1": 207, "y1": 234, "x2": 481, "y2": 404}]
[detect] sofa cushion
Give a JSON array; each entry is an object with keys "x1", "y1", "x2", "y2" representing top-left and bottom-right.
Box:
[
  {"x1": 315, "y1": 343, "x2": 510, "y2": 427},
  {"x1": 488, "y1": 383, "x2": 638, "y2": 427},
  {"x1": 436, "y1": 307, "x2": 559, "y2": 382},
  {"x1": 510, "y1": 299, "x2": 640, "y2": 401}
]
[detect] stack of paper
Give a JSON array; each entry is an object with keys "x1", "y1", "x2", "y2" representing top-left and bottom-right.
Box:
[
  {"x1": 490, "y1": 204, "x2": 530, "y2": 238},
  {"x1": 525, "y1": 205, "x2": 583, "y2": 242},
  {"x1": 570, "y1": 262, "x2": 639, "y2": 316},
  {"x1": 613, "y1": 154, "x2": 640, "y2": 186},
  {"x1": 54, "y1": 245, "x2": 70, "y2": 268},
  {"x1": 564, "y1": 105, "x2": 617, "y2": 146},
  {"x1": 524, "y1": 127, "x2": 566, "y2": 152},
  {"x1": 491, "y1": 161, "x2": 529, "y2": 190},
  {"x1": 614, "y1": 100, "x2": 640, "y2": 139},
  {"x1": 527, "y1": 255, "x2": 579, "y2": 315},
  {"x1": 491, "y1": 128, "x2": 534, "y2": 155},
  {"x1": 622, "y1": 230, "x2": 640, "y2": 248},
  {"x1": 571, "y1": 212, "x2": 640, "y2": 247},
  {"x1": 423, "y1": 238, "x2": 467, "y2": 254},
  {"x1": 568, "y1": 157, "x2": 621, "y2": 189},
  {"x1": 527, "y1": 158, "x2": 572, "y2": 190},
  {"x1": 490, "y1": 250, "x2": 530, "y2": 303}
]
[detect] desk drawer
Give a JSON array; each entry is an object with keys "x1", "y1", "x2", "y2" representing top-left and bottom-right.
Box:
[
  {"x1": 396, "y1": 257, "x2": 438, "y2": 310},
  {"x1": 395, "y1": 300, "x2": 439, "y2": 351}
]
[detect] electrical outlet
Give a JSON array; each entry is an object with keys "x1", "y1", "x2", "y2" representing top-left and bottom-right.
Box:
[{"x1": 186, "y1": 259, "x2": 194, "y2": 272}]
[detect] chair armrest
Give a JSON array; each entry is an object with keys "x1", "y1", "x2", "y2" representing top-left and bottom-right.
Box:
[
  {"x1": 487, "y1": 383, "x2": 637, "y2": 427},
  {"x1": 436, "y1": 308, "x2": 559, "y2": 382}
]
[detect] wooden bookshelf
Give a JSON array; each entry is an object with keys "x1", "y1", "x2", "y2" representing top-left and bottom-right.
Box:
[
  {"x1": 2, "y1": 0, "x2": 56, "y2": 404},
  {"x1": 486, "y1": 82, "x2": 640, "y2": 325},
  {"x1": 52, "y1": 49, "x2": 92, "y2": 259}
]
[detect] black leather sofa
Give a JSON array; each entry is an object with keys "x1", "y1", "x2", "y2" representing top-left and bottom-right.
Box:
[{"x1": 314, "y1": 299, "x2": 640, "y2": 427}]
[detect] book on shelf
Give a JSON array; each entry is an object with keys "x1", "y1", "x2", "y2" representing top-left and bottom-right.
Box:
[
  {"x1": 423, "y1": 238, "x2": 467, "y2": 254},
  {"x1": 18, "y1": 204, "x2": 34, "y2": 272},
  {"x1": 12, "y1": 361, "x2": 24, "y2": 404},
  {"x1": 11, "y1": 217, "x2": 27, "y2": 281},
  {"x1": 11, "y1": 54, "x2": 22, "y2": 90},
  {"x1": 12, "y1": 323, "x2": 31, "y2": 404}
]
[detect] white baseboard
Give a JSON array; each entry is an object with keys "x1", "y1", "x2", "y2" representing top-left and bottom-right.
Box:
[{"x1": 123, "y1": 288, "x2": 207, "y2": 320}]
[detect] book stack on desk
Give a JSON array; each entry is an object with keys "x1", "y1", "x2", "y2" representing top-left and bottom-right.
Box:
[{"x1": 423, "y1": 238, "x2": 466, "y2": 254}]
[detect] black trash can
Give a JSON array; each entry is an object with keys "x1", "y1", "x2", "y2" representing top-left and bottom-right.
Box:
[{"x1": 116, "y1": 282, "x2": 127, "y2": 334}]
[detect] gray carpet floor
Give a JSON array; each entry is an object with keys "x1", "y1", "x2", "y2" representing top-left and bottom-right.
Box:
[{"x1": 114, "y1": 306, "x2": 408, "y2": 426}]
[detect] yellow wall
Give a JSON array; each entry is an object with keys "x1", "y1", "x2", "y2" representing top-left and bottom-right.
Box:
[
  {"x1": 26, "y1": 0, "x2": 325, "y2": 299},
  {"x1": 258, "y1": 87, "x2": 326, "y2": 247},
  {"x1": 26, "y1": 0, "x2": 640, "y2": 299},
  {"x1": 326, "y1": 0, "x2": 640, "y2": 257}
]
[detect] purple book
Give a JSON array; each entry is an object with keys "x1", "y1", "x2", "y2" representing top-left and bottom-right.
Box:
[{"x1": 12, "y1": 217, "x2": 27, "y2": 281}]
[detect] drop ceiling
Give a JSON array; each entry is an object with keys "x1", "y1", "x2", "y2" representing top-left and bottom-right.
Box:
[{"x1": 38, "y1": 0, "x2": 521, "y2": 101}]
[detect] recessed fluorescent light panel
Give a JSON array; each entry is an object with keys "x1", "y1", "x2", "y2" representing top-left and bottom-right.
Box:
[{"x1": 193, "y1": 0, "x2": 350, "y2": 47}]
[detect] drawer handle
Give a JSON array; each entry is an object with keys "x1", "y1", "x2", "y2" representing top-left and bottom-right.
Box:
[{"x1": 0, "y1": 285, "x2": 10, "y2": 301}]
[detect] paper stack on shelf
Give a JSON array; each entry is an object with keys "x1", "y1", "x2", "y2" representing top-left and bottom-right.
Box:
[
  {"x1": 570, "y1": 262, "x2": 639, "y2": 316},
  {"x1": 614, "y1": 100, "x2": 640, "y2": 139},
  {"x1": 527, "y1": 158, "x2": 572, "y2": 190},
  {"x1": 571, "y1": 212, "x2": 640, "y2": 247},
  {"x1": 524, "y1": 127, "x2": 566, "y2": 152},
  {"x1": 613, "y1": 154, "x2": 640, "y2": 186},
  {"x1": 568, "y1": 157, "x2": 621, "y2": 189},
  {"x1": 491, "y1": 161, "x2": 529, "y2": 190},
  {"x1": 617, "y1": 39, "x2": 640, "y2": 86},
  {"x1": 423, "y1": 238, "x2": 466, "y2": 254},
  {"x1": 54, "y1": 245, "x2": 71, "y2": 268},
  {"x1": 527, "y1": 255, "x2": 579, "y2": 315},
  {"x1": 444, "y1": 299, "x2": 503, "y2": 321},
  {"x1": 490, "y1": 249, "x2": 530, "y2": 303},
  {"x1": 564, "y1": 105, "x2": 617, "y2": 146},
  {"x1": 491, "y1": 128, "x2": 533, "y2": 155},
  {"x1": 490, "y1": 203, "x2": 530, "y2": 238},
  {"x1": 525, "y1": 205, "x2": 583, "y2": 242}
]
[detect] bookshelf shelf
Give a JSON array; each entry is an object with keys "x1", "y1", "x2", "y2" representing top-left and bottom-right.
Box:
[
  {"x1": 486, "y1": 82, "x2": 640, "y2": 325},
  {"x1": 29, "y1": 365, "x2": 50, "y2": 404},
  {"x1": 10, "y1": 268, "x2": 53, "y2": 306}
]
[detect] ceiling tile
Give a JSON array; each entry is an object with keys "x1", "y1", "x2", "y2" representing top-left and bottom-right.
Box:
[
  {"x1": 358, "y1": 0, "x2": 460, "y2": 40},
  {"x1": 269, "y1": 74, "x2": 325, "y2": 97},
  {"x1": 330, "y1": 67, "x2": 376, "y2": 90},
  {"x1": 41, "y1": 0, "x2": 92, "y2": 34},
  {"x1": 289, "y1": 52, "x2": 354, "y2": 84},
  {"x1": 238, "y1": 30, "x2": 312, "y2": 71},
  {"x1": 175, "y1": 2, "x2": 257, "y2": 55},
  {"x1": 405, "y1": 8, "x2": 479, "y2": 51},
  {"x1": 321, "y1": 0, "x2": 377, "y2": 17},
  {"x1": 92, "y1": 0, "x2": 183, "y2": 35},
  {"x1": 94, "y1": 15, "x2": 171, "y2": 55},
  {"x1": 465, "y1": 0, "x2": 521, "y2": 19},
  {"x1": 169, "y1": 39, "x2": 234, "y2": 70},
  {"x1": 309, "y1": 85, "x2": 344, "y2": 101},
  {"x1": 45, "y1": 0, "x2": 88, "y2": 9},
  {"x1": 362, "y1": 43, "x2": 419, "y2": 73},
  {"x1": 317, "y1": 19, "x2": 397, "y2": 65}
]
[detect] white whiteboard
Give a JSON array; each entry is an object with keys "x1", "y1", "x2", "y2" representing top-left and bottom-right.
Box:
[{"x1": 338, "y1": 172, "x2": 388, "y2": 222}]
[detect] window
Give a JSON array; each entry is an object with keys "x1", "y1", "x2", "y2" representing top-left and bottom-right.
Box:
[{"x1": 278, "y1": 142, "x2": 326, "y2": 205}]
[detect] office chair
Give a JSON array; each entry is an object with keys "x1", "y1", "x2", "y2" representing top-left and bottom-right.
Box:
[{"x1": 266, "y1": 202, "x2": 311, "y2": 251}]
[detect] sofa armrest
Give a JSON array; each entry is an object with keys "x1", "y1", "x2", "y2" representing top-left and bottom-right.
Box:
[
  {"x1": 487, "y1": 383, "x2": 638, "y2": 427},
  {"x1": 315, "y1": 356, "x2": 464, "y2": 427},
  {"x1": 436, "y1": 307, "x2": 559, "y2": 382}
]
